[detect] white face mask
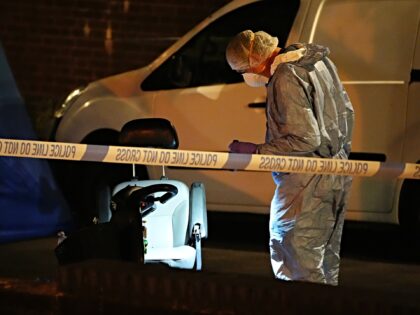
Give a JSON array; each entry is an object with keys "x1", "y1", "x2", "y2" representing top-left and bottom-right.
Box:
[{"x1": 242, "y1": 73, "x2": 269, "y2": 87}]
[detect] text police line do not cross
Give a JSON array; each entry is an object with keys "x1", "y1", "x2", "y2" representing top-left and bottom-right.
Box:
[{"x1": 0, "y1": 138, "x2": 419, "y2": 180}]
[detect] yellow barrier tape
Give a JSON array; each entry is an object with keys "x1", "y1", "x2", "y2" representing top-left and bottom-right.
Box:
[
  {"x1": 0, "y1": 139, "x2": 86, "y2": 160},
  {"x1": 0, "y1": 138, "x2": 419, "y2": 179},
  {"x1": 247, "y1": 155, "x2": 381, "y2": 177},
  {"x1": 400, "y1": 163, "x2": 420, "y2": 180},
  {"x1": 105, "y1": 146, "x2": 228, "y2": 169}
]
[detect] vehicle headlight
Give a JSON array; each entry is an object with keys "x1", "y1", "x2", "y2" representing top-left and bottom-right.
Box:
[{"x1": 54, "y1": 86, "x2": 85, "y2": 119}]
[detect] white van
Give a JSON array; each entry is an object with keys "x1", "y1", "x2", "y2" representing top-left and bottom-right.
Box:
[{"x1": 54, "y1": 0, "x2": 420, "y2": 230}]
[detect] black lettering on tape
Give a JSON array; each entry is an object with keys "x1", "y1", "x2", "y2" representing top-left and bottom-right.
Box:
[
  {"x1": 211, "y1": 154, "x2": 218, "y2": 166},
  {"x1": 116, "y1": 148, "x2": 122, "y2": 161},
  {"x1": 259, "y1": 157, "x2": 272, "y2": 170},
  {"x1": 49, "y1": 144, "x2": 55, "y2": 157},
  {"x1": 259, "y1": 157, "x2": 265, "y2": 169},
  {"x1": 260, "y1": 157, "x2": 288, "y2": 171},
  {"x1": 264, "y1": 157, "x2": 270, "y2": 170},
  {"x1": 32, "y1": 143, "x2": 49, "y2": 157},
  {"x1": 115, "y1": 148, "x2": 141, "y2": 162},
  {"x1": 189, "y1": 152, "x2": 217, "y2": 167},
  {"x1": 305, "y1": 160, "x2": 317, "y2": 172},
  {"x1": 32, "y1": 143, "x2": 38, "y2": 156},
  {"x1": 287, "y1": 158, "x2": 292, "y2": 170},
  {"x1": 20, "y1": 142, "x2": 31, "y2": 155},
  {"x1": 171, "y1": 151, "x2": 189, "y2": 165},
  {"x1": 319, "y1": 160, "x2": 337, "y2": 174},
  {"x1": 339, "y1": 161, "x2": 345, "y2": 174},
  {"x1": 263, "y1": 157, "x2": 270, "y2": 169},
  {"x1": 49, "y1": 144, "x2": 74, "y2": 158},
  {"x1": 337, "y1": 160, "x2": 369, "y2": 176},
  {"x1": 119, "y1": 148, "x2": 126, "y2": 161},
  {"x1": 159, "y1": 151, "x2": 171, "y2": 164},
  {"x1": 363, "y1": 163, "x2": 369, "y2": 175},
  {"x1": 287, "y1": 158, "x2": 303, "y2": 172},
  {"x1": 4, "y1": 141, "x2": 18, "y2": 155},
  {"x1": 267, "y1": 157, "x2": 274, "y2": 169},
  {"x1": 25, "y1": 143, "x2": 31, "y2": 155},
  {"x1": 144, "y1": 150, "x2": 158, "y2": 163}
]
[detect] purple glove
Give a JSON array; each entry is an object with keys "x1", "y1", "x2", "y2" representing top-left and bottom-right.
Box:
[{"x1": 228, "y1": 140, "x2": 257, "y2": 154}]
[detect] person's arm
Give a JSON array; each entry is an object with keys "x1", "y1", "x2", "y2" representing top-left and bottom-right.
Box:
[
  {"x1": 256, "y1": 67, "x2": 321, "y2": 156},
  {"x1": 342, "y1": 88, "x2": 354, "y2": 156},
  {"x1": 324, "y1": 57, "x2": 355, "y2": 157}
]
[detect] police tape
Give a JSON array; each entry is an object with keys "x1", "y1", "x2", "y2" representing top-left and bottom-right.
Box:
[{"x1": 0, "y1": 138, "x2": 419, "y2": 179}]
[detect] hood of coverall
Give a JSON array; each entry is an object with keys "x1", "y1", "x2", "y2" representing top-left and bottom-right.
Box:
[
  {"x1": 271, "y1": 43, "x2": 331, "y2": 74},
  {"x1": 258, "y1": 41, "x2": 354, "y2": 158}
]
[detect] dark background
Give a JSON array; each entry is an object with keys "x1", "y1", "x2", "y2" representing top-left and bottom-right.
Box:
[{"x1": 0, "y1": 0, "x2": 229, "y2": 138}]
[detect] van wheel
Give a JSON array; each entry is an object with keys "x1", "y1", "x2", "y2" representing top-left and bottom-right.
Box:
[{"x1": 398, "y1": 177, "x2": 420, "y2": 235}]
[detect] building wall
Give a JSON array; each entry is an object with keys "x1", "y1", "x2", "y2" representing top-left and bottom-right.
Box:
[{"x1": 0, "y1": 0, "x2": 228, "y2": 137}]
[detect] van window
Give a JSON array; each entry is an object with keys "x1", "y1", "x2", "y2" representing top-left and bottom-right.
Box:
[
  {"x1": 142, "y1": 0, "x2": 300, "y2": 91},
  {"x1": 313, "y1": 0, "x2": 419, "y2": 81}
]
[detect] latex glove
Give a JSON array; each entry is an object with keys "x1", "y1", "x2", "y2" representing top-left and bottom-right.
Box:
[{"x1": 228, "y1": 140, "x2": 257, "y2": 154}]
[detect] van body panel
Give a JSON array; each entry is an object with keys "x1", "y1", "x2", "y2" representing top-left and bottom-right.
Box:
[
  {"x1": 54, "y1": 0, "x2": 420, "y2": 224},
  {"x1": 285, "y1": 0, "x2": 313, "y2": 45},
  {"x1": 404, "y1": 82, "x2": 420, "y2": 164},
  {"x1": 404, "y1": 19, "x2": 420, "y2": 163},
  {"x1": 413, "y1": 19, "x2": 420, "y2": 69},
  {"x1": 307, "y1": 0, "x2": 419, "y2": 216},
  {"x1": 312, "y1": 0, "x2": 419, "y2": 82},
  {"x1": 154, "y1": 83, "x2": 266, "y2": 151},
  {"x1": 55, "y1": 70, "x2": 156, "y2": 143},
  {"x1": 55, "y1": 84, "x2": 156, "y2": 143},
  {"x1": 153, "y1": 82, "x2": 274, "y2": 212}
]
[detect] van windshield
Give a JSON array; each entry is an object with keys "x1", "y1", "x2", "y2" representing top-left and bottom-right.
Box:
[{"x1": 142, "y1": 0, "x2": 300, "y2": 91}]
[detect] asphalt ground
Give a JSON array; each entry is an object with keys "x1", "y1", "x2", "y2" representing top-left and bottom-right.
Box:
[
  {"x1": 1, "y1": 213, "x2": 420, "y2": 289},
  {"x1": 1, "y1": 213, "x2": 420, "y2": 314}
]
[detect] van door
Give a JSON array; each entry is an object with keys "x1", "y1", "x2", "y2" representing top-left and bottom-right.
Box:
[
  {"x1": 404, "y1": 21, "x2": 420, "y2": 165},
  {"x1": 143, "y1": 0, "x2": 301, "y2": 212},
  {"x1": 398, "y1": 20, "x2": 420, "y2": 227},
  {"x1": 310, "y1": 0, "x2": 419, "y2": 217}
]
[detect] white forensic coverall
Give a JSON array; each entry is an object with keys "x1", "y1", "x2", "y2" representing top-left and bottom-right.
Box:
[{"x1": 256, "y1": 43, "x2": 355, "y2": 285}]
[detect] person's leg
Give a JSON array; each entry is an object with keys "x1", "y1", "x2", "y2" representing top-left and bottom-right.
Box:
[
  {"x1": 323, "y1": 175, "x2": 352, "y2": 285},
  {"x1": 269, "y1": 173, "x2": 335, "y2": 284},
  {"x1": 269, "y1": 182, "x2": 299, "y2": 281}
]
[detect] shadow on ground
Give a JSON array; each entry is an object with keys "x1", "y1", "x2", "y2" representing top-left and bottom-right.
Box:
[{"x1": 207, "y1": 212, "x2": 420, "y2": 265}]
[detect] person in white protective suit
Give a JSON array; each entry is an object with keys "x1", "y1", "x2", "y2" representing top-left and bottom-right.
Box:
[{"x1": 225, "y1": 30, "x2": 354, "y2": 285}]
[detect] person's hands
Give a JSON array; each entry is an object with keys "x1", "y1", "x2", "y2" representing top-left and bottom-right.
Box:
[{"x1": 228, "y1": 140, "x2": 257, "y2": 154}]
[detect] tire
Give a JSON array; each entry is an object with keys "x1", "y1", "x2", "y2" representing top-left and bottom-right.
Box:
[{"x1": 398, "y1": 177, "x2": 420, "y2": 235}]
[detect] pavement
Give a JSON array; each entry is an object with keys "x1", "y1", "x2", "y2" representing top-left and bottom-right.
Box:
[
  {"x1": 1, "y1": 215, "x2": 420, "y2": 314},
  {"x1": 1, "y1": 236, "x2": 420, "y2": 294}
]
